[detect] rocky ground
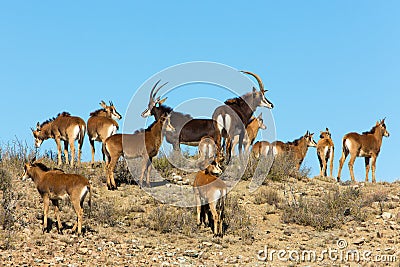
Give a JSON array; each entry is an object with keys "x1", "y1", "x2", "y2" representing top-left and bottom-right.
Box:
[{"x1": 1, "y1": 159, "x2": 400, "y2": 266}]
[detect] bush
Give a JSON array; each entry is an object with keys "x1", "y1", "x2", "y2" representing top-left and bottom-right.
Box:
[
  {"x1": 282, "y1": 187, "x2": 367, "y2": 231},
  {"x1": 254, "y1": 187, "x2": 281, "y2": 206},
  {"x1": 0, "y1": 168, "x2": 15, "y2": 249},
  {"x1": 224, "y1": 194, "x2": 254, "y2": 244},
  {"x1": 145, "y1": 204, "x2": 197, "y2": 236},
  {"x1": 267, "y1": 153, "x2": 310, "y2": 182}
]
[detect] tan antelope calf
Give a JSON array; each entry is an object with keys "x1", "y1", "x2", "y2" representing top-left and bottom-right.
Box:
[
  {"x1": 193, "y1": 161, "x2": 227, "y2": 237},
  {"x1": 317, "y1": 128, "x2": 334, "y2": 177},
  {"x1": 198, "y1": 136, "x2": 224, "y2": 167},
  {"x1": 272, "y1": 131, "x2": 317, "y2": 170},
  {"x1": 87, "y1": 101, "x2": 122, "y2": 165},
  {"x1": 22, "y1": 158, "x2": 91, "y2": 235},
  {"x1": 231, "y1": 113, "x2": 266, "y2": 157},
  {"x1": 104, "y1": 113, "x2": 174, "y2": 190},
  {"x1": 251, "y1": 140, "x2": 271, "y2": 159},
  {"x1": 337, "y1": 119, "x2": 389, "y2": 183},
  {"x1": 32, "y1": 112, "x2": 86, "y2": 166}
]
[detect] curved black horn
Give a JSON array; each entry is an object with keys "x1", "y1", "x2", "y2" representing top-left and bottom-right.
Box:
[
  {"x1": 150, "y1": 80, "x2": 161, "y2": 100},
  {"x1": 240, "y1": 71, "x2": 265, "y2": 93},
  {"x1": 153, "y1": 81, "x2": 168, "y2": 99}
]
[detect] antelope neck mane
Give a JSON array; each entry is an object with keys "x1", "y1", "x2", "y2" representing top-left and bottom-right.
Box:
[
  {"x1": 157, "y1": 104, "x2": 192, "y2": 120},
  {"x1": 40, "y1": 112, "x2": 71, "y2": 127},
  {"x1": 89, "y1": 108, "x2": 106, "y2": 117},
  {"x1": 287, "y1": 136, "x2": 304, "y2": 146},
  {"x1": 362, "y1": 125, "x2": 379, "y2": 135},
  {"x1": 224, "y1": 91, "x2": 253, "y2": 106}
]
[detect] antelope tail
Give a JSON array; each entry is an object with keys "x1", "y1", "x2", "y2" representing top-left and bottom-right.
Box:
[{"x1": 88, "y1": 184, "x2": 92, "y2": 217}]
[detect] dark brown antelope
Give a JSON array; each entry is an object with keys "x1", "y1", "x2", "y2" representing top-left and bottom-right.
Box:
[
  {"x1": 87, "y1": 101, "x2": 122, "y2": 165},
  {"x1": 272, "y1": 131, "x2": 317, "y2": 170},
  {"x1": 32, "y1": 112, "x2": 86, "y2": 166},
  {"x1": 141, "y1": 81, "x2": 222, "y2": 156},
  {"x1": 104, "y1": 112, "x2": 174, "y2": 190},
  {"x1": 337, "y1": 119, "x2": 389, "y2": 183},
  {"x1": 212, "y1": 71, "x2": 273, "y2": 162},
  {"x1": 317, "y1": 128, "x2": 334, "y2": 177},
  {"x1": 231, "y1": 113, "x2": 266, "y2": 157},
  {"x1": 193, "y1": 161, "x2": 227, "y2": 237},
  {"x1": 22, "y1": 158, "x2": 91, "y2": 235}
]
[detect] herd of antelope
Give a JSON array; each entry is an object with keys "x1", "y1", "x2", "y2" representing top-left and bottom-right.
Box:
[{"x1": 23, "y1": 71, "x2": 389, "y2": 236}]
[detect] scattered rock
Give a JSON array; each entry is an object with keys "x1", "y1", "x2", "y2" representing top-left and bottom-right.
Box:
[
  {"x1": 382, "y1": 212, "x2": 393, "y2": 220},
  {"x1": 183, "y1": 250, "x2": 199, "y2": 258},
  {"x1": 353, "y1": 238, "x2": 365, "y2": 245}
]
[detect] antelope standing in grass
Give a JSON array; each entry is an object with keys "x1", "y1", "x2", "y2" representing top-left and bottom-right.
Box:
[
  {"x1": 141, "y1": 81, "x2": 222, "y2": 155},
  {"x1": 193, "y1": 160, "x2": 227, "y2": 237},
  {"x1": 32, "y1": 112, "x2": 86, "y2": 166},
  {"x1": 104, "y1": 112, "x2": 174, "y2": 190},
  {"x1": 22, "y1": 158, "x2": 91, "y2": 235},
  {"x1": 337, "y1": 119, "x2": 389, "y2": 183},
  {"x1": 317, "y1": 128, "x2": 334, "y2": 177},
  {"x1": 272, "y1": 131, "x2": 317, "y2": 170},
  {"x1": 87, "y1": 101, "x2": 122, "y2": 165},
  {"x1": 212, "y1": 71, "x2": 273, "y2": 162},
  {"x1": 231, "y1": 113, "x2": 266, "y2": 157}
]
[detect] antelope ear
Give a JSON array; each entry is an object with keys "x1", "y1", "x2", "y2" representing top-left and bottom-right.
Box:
[
  {"x1": 326, "y1": 127, "x2": 329, "y2": 132},
  {"x1": 252, "y1": 86, "x2": 257, "y2": 93},
  {"x1": 257, "y1": 113, "x2": 263, "y2": 119},
  {"x1": 30, "y1": 156, "x2": 36, "y2": 164},
  {"x1": 36, "y1": 122, "x2": 41, "y2": 130},
  {"x1": 158, "y1": 97, "x2": 168, "y2": 105},
  {"x1": 100, "y1": 100, "x2": 107, "y2": 108},
  {"x1": 376, "y1": 121, "x2": 380, "y2": 126}
]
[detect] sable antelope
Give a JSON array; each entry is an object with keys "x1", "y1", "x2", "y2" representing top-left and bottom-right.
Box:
[
  {"x1": 87, "y1": 101, "x2": 122, "y2": 165},
  {"x1": 231, "y1": 113, "x2": 266, "y2": 157},
  {"x1": 104, "y1": 112, "x2": 174, "y2": 190},
  {"x1": 337, "y1": 119, "x2": 389, "y2": 183},
  {"x1": 193, "y1": 161, "x2": 227, "y2": 237},
  {"x1": 22, "y1": 158, "x2": 91, "y2": 235},
  {"x1": 212, "y1": 71, "x2": 273, "y2": 162},
  {"x1": 141, "y1": 81, "x2": 222, "y2": 156},
  {"x1": 251, "y1": 140, "x2": 272, "y2": 159},
  {"x1": 32, "y1": 112, "x2": 86, "y2": 166},
  {"x1": 272, "y1": 131, "x2": 317, "y2": 170},
  {"x1": 317, "y1": 128, "x2": 334, "y2": 177}
]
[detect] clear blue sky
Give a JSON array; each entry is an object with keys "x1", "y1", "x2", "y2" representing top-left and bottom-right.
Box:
[{"x1": 1, "y1": 1, "x2": 399, "y2": 181}]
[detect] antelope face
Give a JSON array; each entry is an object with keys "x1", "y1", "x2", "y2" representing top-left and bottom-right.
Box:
[
  {"x1": 381, "y1": 123, "x2": 390, "y2": 137},
  {"x1": 207, "y1": 161, "x2": 222, "y2": 175},
  {"x1": 31, "y1": 129, "x2": 43, "y2": 148},
  {"x1": 257, "y1": 116, "x2": 267, "y2": 130},
  {"x1": 254, "y1": 88, "x2": 274, "y2": 109},
  {"x1": 306, "y1": 132, "x2": 317, "y2": 147},
  {"x1": 109, "y1": 105, "x2": 122, "y2": 120},
  {"x1": 22, "y1": 163, "x2": 31, "y2": 180}
]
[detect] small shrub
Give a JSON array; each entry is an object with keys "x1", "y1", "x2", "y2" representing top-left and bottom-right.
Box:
[
  {"x1": 267, "y1": 153, "x2": 310, "y2": 182},
  {"x1": 146, "y1": 204, "x2": 197, "y2": 236},
  {"x1": 224, "y1": 194, "x2": 254, "y2": 244},
  {"x1": 282, "y1": 187, "x2": 367, "y2": 231},
  {"x1": 0, "y1": 168, "x2": 15, "y2": 249},
  {"x1": 254, "y1": 188, "x2": 281, "y2": 206}
]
